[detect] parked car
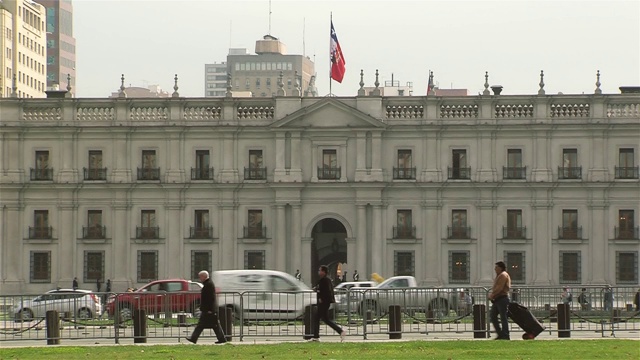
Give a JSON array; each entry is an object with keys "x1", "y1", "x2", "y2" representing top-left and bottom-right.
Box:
[
  {"x1": 14, "y1": 289, "x2": 102, "y2": 322},
  {"x1": 357, "y1": 276, "x2": 458, "y2": 318},
  {"x1": 334, "y1": 281, "x2": 378, "y2": 313},
  {"x1": 105, "y1": 279, "x2": 202, "y2": 320},
  {"x1": 213, "y1": 270, "x2": 317, "y2": 321}
]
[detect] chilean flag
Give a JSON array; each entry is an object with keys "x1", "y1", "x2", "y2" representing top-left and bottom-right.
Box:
[{"x1": 330, "y1": 21, "x2": 346, "y2": 83}]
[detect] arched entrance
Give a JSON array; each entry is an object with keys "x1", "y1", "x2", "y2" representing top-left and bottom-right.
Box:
[{"x1": 311, "y1": 218, "x2": 348, "y2": 285}]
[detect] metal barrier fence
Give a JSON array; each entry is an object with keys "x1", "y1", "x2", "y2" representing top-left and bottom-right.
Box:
[{"x1": 1, "y1": 286, "x2": 638, "y2": 343}]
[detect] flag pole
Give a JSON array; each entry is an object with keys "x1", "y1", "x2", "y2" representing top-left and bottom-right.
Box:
[{"x1": 329, "y1": 12, "x2": 332, "y2": 96}]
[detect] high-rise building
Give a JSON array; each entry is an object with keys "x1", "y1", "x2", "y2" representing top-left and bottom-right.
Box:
[
  {"x1": 204, "y1": 62, "x2": 227, "y2": 97},
  {"x1": 109, "y1": 84, "x2": 169, "y2": 98},
  {"x1": 0, "y1": 4, "x2": 13, "y2": 97},
  {"x1": 35, "y1": 0, "x2": 75, "y2": 93},
  {"x1": 1, "y1": 0, "x2": 47, "y2": 98},
  {"x1": 227, "y1": 35, "x2": 315, "y2": 97}
]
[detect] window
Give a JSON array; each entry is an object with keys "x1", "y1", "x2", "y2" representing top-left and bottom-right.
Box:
[
  {"x1": 450, "y1": 149, "x2": 469, "y2": 179},
  {"x1": 559, "y1": 251, "x2": 581, "y2": 284},
  {"x1": 249, "y1": 150, "x2": 263, "y2": 169},
  {"x1": 395, "y1": 149, "x2": 415, "y2": 179},
  {"x1": 246, "y1": 210, "x2": 263, "y2": 238},
  {"x1": 245, "y1": 150, "x2": 265, "y2": 180},
  {"x1": 561, "y1": 210, "x2": 579, "y2": 239},
  {"x1": 256, "y1": 78, "x2": 260, "y2": 87},
  {"x1": 449, "y1": 209, "x2": 469, "y2": 239},
  {"x1": 139, "y1": 210, "x2": 158, "y2": 239},
  {"x1": 85, "y1": 210, "x2": 104, "y2": 239},
  {"x1": 616, "y1": 252, "x2": 638, "y2": 284},
  {"x1": 245, "y1": 250, "x2": 265, "y2": 270},
  {"x1": 617, "y1": 210, "x2": 636, "y2": 239},
  {"x1": 505, "y1": 149, "x2": 524, "y2": 179},
  {"x1": 192, "y1": 210, "x2": 211, "y2": 238},
  {"x1": 35, "y1": 150, "x2": 49, "y2": 170},
  {"x1": 449, "y1": 251, "x2": 470, "y2": 283},
  {"x1": 84, "y1": 251, "x2": 104, "y2": 282},
  {"x1": 85, "y1": 150, "x2": 105, "y2": 180},
  {"x1": 141, "y1": 210, "x2": 156, "y2": 227},
  {"x1": 505, "y1": 252, "x2": 525, "y2": 283},
  {"x1": 616, "y1": 148, "x2": 638, "y2": 179},
  {"x1": 394, "y1": 251, "x2": 415, "y2": 276},
  {"x1": 560, "y1": 148, "x2": 580, "y2": 179},
  {"x1": 139, "y1": 150, "x2": 159, "y2": 180},
  {"x1": 60, "y1": 9, "x2": 73, "y2": 36},
  {"x1": 193, "y1": 150, "x2": 211, "y2": 180},
  {"x1": 137, "y1": 251, "x2": 158, "y2": 282},
  {"x1": 191, "y1": 251, "x2": 212, "y2": 280},
  {"x1": 34, "y1": 210, "x2": 49, "y2": 227},
  {"x1": 395, "y1": 210, "x2": 414, "y2": 238},
  {"x1": 505, "y1": 210, "x2": 524, "y2": 239},
  {"x1": 319, "y1": 149, "x2": 339, "y2": 179},
  {"x1": 30, "y1": 251, "x2": 51, "y2": 283},
  {"x1": 266, "y1": 78, "x2": 271, "y2": 87}
]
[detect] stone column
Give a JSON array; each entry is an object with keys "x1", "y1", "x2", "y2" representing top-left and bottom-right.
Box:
[
  {"x1": 369, "y1": 134, "x2": 383, "y2": 181},
  {"x1": 2, "y1": 204, "x2": 23, "y2": 292},
  {"x1": 356, "y1": 204, "x2": 367, "y2": 277},
  {"x1": 531, "y1": 131, "x2": 552, "y2": 182},
  {"x1": 273, "y1": 134, "x2": 287, "y2": 181},
  {"x1": 219, "y1": 135, "x2": 238, "y2": 183},
  {"x1": 588, "y1": 202, "x2": 608, "y2": 284},
  {"x1": 422, "y1": 202, "x2": 441, "y2": 285},
  {"x1": 371, "y1": 205, "x2": 383, "y2": 275},
  {"x1": 587, "y1": 135, "x2": 608, "y2": 181},
  {"x1": 220, "y1": 204, "x2": 236, "y2": 270},
  {"x1": 57, "y1": 201, "x2": 76, "y2": 287},
  {"x1": 476, "y1": 200, "x2": 496, "y2": 285},
  {"x1": 57, "y1": 133, "x2": 77, "y2": 183},
  {"x1": 340, "y1": 144, "x2": 347, "y2": 182},
  {"x1": 164, "y1": 203, "x2": 183, "y2": 277},
  {"x1": 164, "y1": 134, "x2": 184, "y2": 183},
  {"x1": 476, "y1": 132, "x2": 497, "y2": 182},
  {"x1": 275, "y1": 204, "x2": 286, "y2": 271},
  {"x1": 112, "y1": 202, "x2": 131, "y2": 290},
  {"x1": 289, "y1": 133, "x2": 302, "y2": 181},
  {"x1": 422, "y1": 133, "x2": 440, "y2": 182},
  {"x1": 311, "y1": 145, "x2": 318, "y2": 182},
  {"x1": 532, "y1": 202, "x2": 552, "y2": 285},
  {"x1": 291, "y1": 204, "x2": 302, "y2": 277},
  {"x1": 301, "y1": 237, "x2": 313, "y2": 287},
  {"x1": 112, "y1": 133, "x2": 131, "y2": 183}
]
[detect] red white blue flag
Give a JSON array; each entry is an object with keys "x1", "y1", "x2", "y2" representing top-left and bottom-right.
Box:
[{"x1": 330, "y1": 21, "x2": 346, "y2": 83}]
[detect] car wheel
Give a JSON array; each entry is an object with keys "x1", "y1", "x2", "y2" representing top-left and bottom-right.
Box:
[
  {"x1": 428, "y1": 298, "x2": 449, "y2": 319},
  {"x1": 16, "y1": 309, "x2": 34, "y2": 322},
  {"x1": 118, "y1": 304, "x2": 133, "y2": 321},
  {"x1": 77, "y1": 308, "x2": 93, "y2": 320}
]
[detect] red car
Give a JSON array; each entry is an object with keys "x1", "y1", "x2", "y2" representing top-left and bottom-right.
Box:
[{"x1": 106, "y1": 279, "x2": 202, "y2": 320}]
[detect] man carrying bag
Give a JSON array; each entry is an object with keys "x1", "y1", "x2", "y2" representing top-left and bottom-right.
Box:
[{"x1": 186, "y1": 270, "x2": 227, "y2": 344}]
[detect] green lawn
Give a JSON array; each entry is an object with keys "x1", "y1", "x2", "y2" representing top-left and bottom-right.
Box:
[{"x1": 1, "y1": 340, "x2": 638, "y2": 360}]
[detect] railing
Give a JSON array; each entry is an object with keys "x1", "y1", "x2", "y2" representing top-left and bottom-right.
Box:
[
  {"x1": 189, "y1": 226, "x2": 213, "y2": 239},
  {"x1": 191, "y1": 167, "x2": 214, "y2": 180},
  {"x1": 503, "y1": 166, "x2": 526, "y2": 180},
  {"x1": 502, "y1": 226, "x2": 527, "y2": 239},
  {"x1": 243, "y1": 226, "x2": 266, "y2": 239},
  {"x1": 30, "y1": 168, "x2": 53, "y2": 181},
  {"x1": 317, "y1": 167, "x2": 341, "y2": 180},
  {"x1": 558, "y1": 226, "x2": 582, "y2": 240},
  {"x1": 83, "y1": 167, "x2": 107, "y2": 181},
  {"x1": 136, "y1": 226, "x2": 160, "y2": 239},
  {"x1": 244, "y1": 167, "x2": 267, "y2": 180},
  {"x1": 393, "y1": 167, "x2": 416, "y2": 180},
  {"x1": 28, "y1": 226, "x2": 52, "y2": 239},
  {"x1": 393, "y1": 225, "x2": 416, "y2": 239},
  {"x1": 448, "y1": 167, "x2": 471, "y2": 180},
  {"x1": 614, "y1": 166, "x2": 639, "y2": 179},
  {"x1": 614, "y1": 226, "x2": 639, "y2": 240},
  {"x1": 558, "y1": 166, "x2": 582, "y2": 180},
  {"x1": 137, "y1": 167, "x2": 160, "y2": 181},
  {"x1": 447, "y1": 226, "x2": 471, "y2": 239},
  {"x1": 82, "y1": 226, "x2": 106, "y2": 239}
]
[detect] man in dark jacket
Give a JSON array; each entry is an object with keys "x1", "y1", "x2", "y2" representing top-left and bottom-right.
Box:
[
  {"x1": 186, "y1": 270, "x2": 227, "y2": 344},
  {"x1": 312, "y1": 265, "x2": 346, "y2": 342}
]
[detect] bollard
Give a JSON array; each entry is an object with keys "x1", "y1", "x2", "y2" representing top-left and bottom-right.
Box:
[
  {"x1": 557, "y1": 304, "x2": 570, "y2": 338},
  {"x1": 366, "y1": 310, "x2": 374, "y2": 324},
  {"x1": 626, "y1": 304, "x2": 633, "y2": 312},
  {"x1": 45, "y1": 310, "x2": 60, "y2": 345},
  {"x1": 472, "y1": 304, "x2": 487, "y2": 339},
  {"x1": 303, "y1": 305, "x2": 317, "y2": 340},
  {"x1": 177, "y1": 313, "x2": 187, "y2": 327},
  {"x1": 612, "y1": 309, "x2": 621, "y2": 323},
  {"x1": 388, "y1": 305, "x2": 402, "y2": 339},
  {"x1": 133, "y1": 309, "x2": 147, "y2": 343},
  {"x1": 218, "y1": 306, "x2": 233, "y2": 342}
]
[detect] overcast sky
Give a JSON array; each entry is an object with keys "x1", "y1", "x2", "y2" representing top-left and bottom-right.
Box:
[{"x1": 74, "y1": 0, "x2": 640, "y2": 98}]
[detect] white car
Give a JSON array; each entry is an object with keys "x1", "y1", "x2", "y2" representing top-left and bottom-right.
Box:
[
  {"x1": 334, "y1": 281, "x2": 378, "y2": 313},
  {"x1": 14, "y1": 289, "x2": 102, "y2": 322}
]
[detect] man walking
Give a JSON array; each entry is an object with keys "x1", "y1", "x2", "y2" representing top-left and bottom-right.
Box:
[
  {"x1": 352, "y1": 270, "x2": 359, "y2": 282},
  {"x1": 489, "y1": 261, "x2": 511, "y2": 340},
  {"x1": 72, "y1": 277, "x2": 78, "y2": 290},
  {"x1": 186, "y1": 270, "x2": 227, "y2": 344},
  {"x1": 312, "y1": 265, "x2": 346, "y2": 342}
]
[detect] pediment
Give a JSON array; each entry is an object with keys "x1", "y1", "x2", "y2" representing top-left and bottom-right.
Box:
[{"x1": 270, "y1": 98, "x2": 386, "y2": 129}]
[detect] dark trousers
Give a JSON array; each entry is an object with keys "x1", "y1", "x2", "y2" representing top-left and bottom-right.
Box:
[
  {"x1": 490, "y1": 296, "x2": 510, "y2": 339},
  {"x1": 189, "y1": 312, "x2": 226, "y2": 343},
  {"x1": 314, "y1": 303, "x2": 342, "y2": 338}
]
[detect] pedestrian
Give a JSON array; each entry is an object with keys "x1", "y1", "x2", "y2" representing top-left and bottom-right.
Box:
[
  {"x1": 96, "y1": 279, "x2": 102, "y2": 293},
  {"x1": 342, "y1": 271, "x2": 348, "y2": 283},
  {"x1": 72, "y1": 277, "x2": 78, "y2": 290},
  {"x1": 311, "y1": 265, "x2": 346, "y2": 342},
  {"x1": 103, "y1": 279, "x2": 112, "y2": 308},
  {"x1": 295, "y1": 270, "x2": 302, "y2": 282},
  {"x1": 634, "y1": 288, "x2": 640, "y2": 311},
  {"x1": 186, "y1": 270, "x2": 227, "y2": 344},
  {"x1": 603, "y1": 286, "x2": 614, "y2": 311},
  {"x1": 488, "y1": 261, "x2": 511, "y2": 340},
  {"x1": 106, "y1": 279, "x2": 112, "y2": 293},
  {"x1": 352, "y1": 270, "x2": 359, "y2": 282},
  {"x1": 561, "y1": 287, "x2": 572, "y2": 305},
  {"x1": 577, "y1": 288, "x2": 589, "y2": 311}
]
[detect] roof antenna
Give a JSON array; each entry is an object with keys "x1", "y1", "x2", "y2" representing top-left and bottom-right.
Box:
[{"x1": 268, "y1": 0, "x2": 272, "y2": 35}]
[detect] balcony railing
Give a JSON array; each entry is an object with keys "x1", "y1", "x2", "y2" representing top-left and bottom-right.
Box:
[
  {"x1": 615, "y1": 166, "x2": 639, "y2": 179},
  {"x1": 615, "y1": 226, "x2": 639, "y2": 240},
  {"x1": 558, "y1": 226, "x2": 582, "y2": 239},
  {"x1": 503, "y1": 166, "x2": 526, "y2": 180},
  {"x1": 448, "y1": 167, "x2": 471, "y2": 180},
  {"x1": 29, "y1": 226, "x2": 52, "y2": 239},
  {"x1": 393, "y1": 167, "x2": 417, "y2": 180},
  {"x1": 502, "y1": 226, "x2": 527, "y2": 239},
  {"x1": 191, "y1": 167, "x2": 214, "y2": 180},
  {"x1": 136, "y1": 226, "x2": 160, "y2": 239},
  {"x1": 317, "y1": 167, "x2": 341, "y2": 180},
  {"x1": 30, "y1": 168, "x2": 53, "y2": 181},
  {"x1": 244, "y1": 167, "x2": 267, "y2": 180},
  {"x1": 243, "y1": 226, "x2": 266, "y2": 239},
  {"x1": 393, "y1": 225, "x2": 416, "y2": 239},
  {"x1": 190, "y1": 226, "x2": 213, "y2": 239},
  {"x1": 447, "y1": 226, "x2": 471, "y2": 239},
  {"x1": 83, "y1": 167, "x2": 107, "y2": 181},
  {"x1": 558, "y1": 166, "x2": 582, "y2": 179},
  {"x1": 137, "y1": 167, "x2": 160, "y2": 180},
  {"x1": 82, "y1": 226, "x2": 106, "y2": 239}
]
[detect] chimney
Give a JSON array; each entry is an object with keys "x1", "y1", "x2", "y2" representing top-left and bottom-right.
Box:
[{"x1": 491, "y1": 85, "x2": 503, "y2": 95}]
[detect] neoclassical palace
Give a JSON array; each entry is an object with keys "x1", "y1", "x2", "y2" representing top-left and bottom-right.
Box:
[{"x1": 1, "y1": 84, "x2": 639, "y2": 293}]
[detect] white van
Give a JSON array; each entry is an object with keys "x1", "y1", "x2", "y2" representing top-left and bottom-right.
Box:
[{"x1": 212, "y1": 270, "x2": 316, "y2": 321}]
